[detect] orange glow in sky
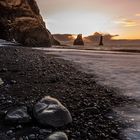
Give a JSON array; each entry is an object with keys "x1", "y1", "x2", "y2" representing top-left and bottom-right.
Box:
[{"x1": 36, "y1": 0, "x2": 140, "y2": 39}]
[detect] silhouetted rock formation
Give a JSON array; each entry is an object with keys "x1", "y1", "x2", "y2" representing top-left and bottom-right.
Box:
[
  {"x1": 73, "y1": 34, "x2": 84, "y2": 45},
  {"x1": 0, "y1": 0, "x2": 52, "y2": 47},
  {"x1": 99, "y1": 35, "x2": 103, "y2": 46}
]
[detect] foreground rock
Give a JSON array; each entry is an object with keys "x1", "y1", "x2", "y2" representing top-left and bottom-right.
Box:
[
  {"x1": 73, "y1": 34, "x2": 84, "y2": 45},
  {"x1": 0, "y1": 0, "x2": 53, "y2": 47},
  {"x1": 33, "y1": 96, "x2": 72, "y2": 127},
  {"x1": 5, "y1": 106, "x2": 31, "y2": 123},
  {"x1": 46, "y1": 132, "x2": 68, "y2": 140}
]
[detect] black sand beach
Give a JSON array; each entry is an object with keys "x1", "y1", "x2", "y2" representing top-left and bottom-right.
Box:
[{"x1": 0, "y1": 47, "x2": 134, "y2": 140}]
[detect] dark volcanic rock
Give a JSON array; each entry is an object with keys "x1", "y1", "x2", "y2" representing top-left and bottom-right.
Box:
[
  {"x1": 46, "y1": 132, "x2": 68, "y2": 140},
  {"x1": 0, "y1": 0, "x2": 52, "y2": 47},
  {"x1": 0, "y1": 134, "x2": 10, "y2": 140},
  {"x1": 73, "y1": 34, "x2": 84, "y2": 45},
  {"x1": 0, "y1": 78, "x2": 4, "y2": 85},
  {"x1": 5, "y1": 106, "x2": 31, "y2": 123},
  {"x1": 33, "y1": 96, "x2": 72, "y2": 127}
]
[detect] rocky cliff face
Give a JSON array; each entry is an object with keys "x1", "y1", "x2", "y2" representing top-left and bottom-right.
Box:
[{"x1": 0, "y1": 0, "x2": 54, "y2": 47}]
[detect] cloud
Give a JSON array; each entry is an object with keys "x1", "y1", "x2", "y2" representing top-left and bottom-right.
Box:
[
  {"x1": 85, "y1": 32, "x2": 119, "y2": 41},
  {"x1": 115, "y1": 18, "x2": 139, "y2": 27},
  {"x1": 135, "y1": 13, "x2": 140, "y2": 17}
]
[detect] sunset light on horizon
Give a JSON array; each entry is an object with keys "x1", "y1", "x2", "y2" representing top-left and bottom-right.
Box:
[{"x1": 36, "y1": 0, "x2": 140, "y2": 39}]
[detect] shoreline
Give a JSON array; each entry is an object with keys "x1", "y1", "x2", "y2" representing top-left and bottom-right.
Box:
[
  {"x1": 52, "y1": 45, "x2": 140, "y2": 54},
  {"x1": 0, "y1": 47, "x2": 134, "y2": 140}
]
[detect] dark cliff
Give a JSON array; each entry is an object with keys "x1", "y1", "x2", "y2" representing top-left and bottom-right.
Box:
[{"x1": 0, "y1": 0, "x2": 56, "y2": 47}]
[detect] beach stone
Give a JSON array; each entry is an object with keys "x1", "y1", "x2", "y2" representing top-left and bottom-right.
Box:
[
  {"x1": 1, "y1": 68, "x2": 8, "y2": 72},
  {"x1": 0, "y1": 78, "x2": 4, "y2": 85},
  {"x1": 46, "y1": 132, "x2": 68, "y2": 140},
  {"x1": 0, "y1": 134, "x2": 10, "y2": 140},
  {"x1": 6, "y1": 130, "x2": 13, "y2": 136},
  {"x1": 33, "y1": 96, "x2": 72, "y2": 127},
  {"x1": 39, "y1": 129, "x2": 52, "y2": 135},
  {"x1": 28, "y1": 134, "x2": 36, "y2": 140},
  {"x1": 5, "y1": 106, "x2": 31, "y2": 123},
  {"x1": 73, "y1": 34, "x2": 84, "y2": 45}
]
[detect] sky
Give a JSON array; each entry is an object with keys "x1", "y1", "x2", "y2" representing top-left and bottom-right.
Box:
[{"x1": 36, "y1": 0, "x2": 140, "y2": 39}]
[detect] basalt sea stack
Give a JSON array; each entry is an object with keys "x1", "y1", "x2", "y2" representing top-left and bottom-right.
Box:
[
  {"x1": 0, "y1": 0, "x2": 56, "y2": 47},
  {"x1": 73, "y1": 34, "x2": 84, "y2": 45}
]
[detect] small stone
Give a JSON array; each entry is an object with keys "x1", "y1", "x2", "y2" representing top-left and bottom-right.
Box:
[
  {"x1": 10, "y1": 80, "x2": 17, "y2": 84},
  {"x1": 7, "y1": 100, "x2": 13, "y2": 103},
  {"x1": 6, "y1": 130, "x2": 13, "y2": 136},
  {"x1": 111, "y1": 130, "x2": 117, "y2": 135},
  {"x1": 19, "y1": 137, "x2": 24, "y2": 140},
  {"x1": 32, "y1": 126, "x2": 39, "y2": 131},
  {"x1": 39, "y1": 129, "x2": 52, "y2": 135},
  {"x1": 28, "y1": 134, "x2": 36, "y2": 140},
  {"x1": 1, "y1": 68, "x2": 8, "y2": 72},
  {"x1": 0, "y1": 110, "x2": 7, "y2": 116},
  {"x1": 75, "y1": 132, "x2": 80, "y2": 137},
  {"x1": 22, "y1": 136, "x2": 29, "y2": 140},
  {"x1": 0, "y1": 78, "x2": 4, "y2": 85},
  {"x1": 38, "y1": 135, "x2": 45, "y2": 140},
  {"x1": 5, "y1": 106, "x2": 31, "y2": 123},
  {"x1": 0, "y1": 134, "x2": 10, "y2": 140},
  {"x1": 16, "y1": 125, "x2": 22, "y2": 129},
  {"x1": 46, "y1": 132, "x2": 68, "y2": 140}
]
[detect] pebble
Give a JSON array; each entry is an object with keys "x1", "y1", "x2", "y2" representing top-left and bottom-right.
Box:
[
  {"x1": 5, "y1": 106, "x2": 31, "y2": 123},
  {"x1": 0, "y1": 68, "x2": 8, "y2": 72},
  {"x1": 0, "y1": 78, "x2": 4, "y2": 85},
  {"x1": 6, "y1": 130, "x2": 13, "y2": 136},
  {"x1": 10, "y1": 80, "x2": 17, "y2": 84},
  {"x1": 38, "y1": 135, "x2": 45, "y2": 140},
  {"x1": 28, "y1": 134, "x2": 36, "y2": 140},
  {"x1": 111, "y1": 130, "x2": 117, "y2": 135},
  {"x1": 39, "y1": 129, "x2": 52, "y2": 135},
  {"x1": 46, "y1": 132, "x2": 68, "y2": 140},
  {"x1": 16, "y1": 125, "x2": 22, "y2": 129},
  {"x1": 19, "y1": 137, "x2": 23, "y2": 140}
]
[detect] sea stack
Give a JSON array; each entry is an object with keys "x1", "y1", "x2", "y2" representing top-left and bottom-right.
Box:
[
  {"x1": 73, "y1": 34, "x2": 84, "y2": 45},
  {"x1": 0, "y1": 0, "x2": 53, "y2": 47},
  {"x1": 99, "y1": 35, "x2": 104, "y2": 46}
]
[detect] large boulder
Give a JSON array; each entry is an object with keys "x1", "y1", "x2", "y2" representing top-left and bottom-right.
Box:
[
  {"x1": 33, "y1": 96, "x2": 72, "y2": 127},
  {"x1": 5, "y1": 106, "x2": 31, "y2": 123},
  {"x1": 46, "y1": 132, "x2": 68, "y2": 140},
  {"x1": 0, "y1": 0, "x2": 52, "y2": 47},
  {"x1": 73, "y1": 34, "x2": 84, "y2": 45}
]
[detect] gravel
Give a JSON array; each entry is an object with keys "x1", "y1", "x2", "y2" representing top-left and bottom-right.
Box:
[{"x1": 0, "y1": 47, "x2": 134, "y2": 140}]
